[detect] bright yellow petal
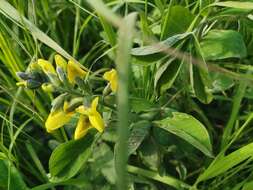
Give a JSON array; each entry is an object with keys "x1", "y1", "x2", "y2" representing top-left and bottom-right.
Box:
[
  {"x1": 67, "y1": 60, "x2": 86, "y2": 84},
  {"x1": 76, "y1": 105, "x2": 89, "y2": 115},
  {"x1": 74, "y1": 115, "x2": 91, "y2": 140},
  {"x1": 89, "y1": 111, "x2": 104, "y2": 133},
  {"x1": 103, "y1": 69, "x2": 117, "y2": 92},
  {"x1": 38, "y1": 59, "x2": 56, "y2": 74},
  {"x1": 45, "y1": 110, "x2": 73, "y2": 133},
  {"x1": 55, "y1": 54, "x2": 67, "y2": 71},
  {"x1": 91, "y1": 97, "x2": 99, "y2": 112}
]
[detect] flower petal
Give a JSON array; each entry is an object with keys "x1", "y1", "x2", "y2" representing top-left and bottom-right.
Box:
[
  {"x1": 91, "y1": 97, "x2": 99, "y2": 112},
  {"x1": 38, "y1": 59, "x2": 56, "y2": 74},
  {"x1": 89, "y1": 111, "x2": 104, "y2": 133},
  {"x1": 74, "y1": 115, "x2": 91, "y2": 140},
  {"x1": 55, "y1": 54, "x2": 67, "y2": 71},
  {"x1": 103, "y1": 69, "x2": 117, "y2": 92},
  {"x1": 45, "y1": 110, "x2": 73, "y2": 133},
  {"x1": 67, "y1": 60, "x2": 86, "y2": 84},
  {"x1": 76, "y1": 105, "x2": 89, "y2": 115}
]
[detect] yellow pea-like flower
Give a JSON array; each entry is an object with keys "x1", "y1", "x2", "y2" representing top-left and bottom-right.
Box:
[
  {"x1": 75, "y1": 97, "x2": 104, "y2": 136},
  {"x1": 74, "y1": 115, "x2": 92, "y2": 140},
  {"x1": 45, "y1": 110, "x2": 74, "y2": 133},
  {"x1": 103, "y1": 69, "x2": 118, "y2": 92},
  {"x1": 38, "y1": 59, "x2": 56, "y2": 74},
  {"x1": 67, "y1": 60, "x2": 87, "y2": 84},
  {"x1": 55, "y1": 54, "x2": 67, "y2": 71}
]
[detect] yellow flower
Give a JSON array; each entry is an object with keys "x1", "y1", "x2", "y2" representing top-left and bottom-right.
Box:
[
  {"x1": 74, "y1": 115, "x2": 92, "y2": 140},
  {"x1": 45, "y1": 110, "x2": 74, "y2": 133},
  {"x1": 67, "y1": 60, "x2": 87, "y2": 84},
  {"x1": 75, "y1": 97, "x2": 104, "y2": 139},
  {"x1": 55, "y1": 54, "x2": 67, "y2": 71},
  {"x1": 103, "y1": 69, "x2": 118, "y2": 92},
  {"x1": 38, "y1": 59, "x2": 56, "y2": 74}
]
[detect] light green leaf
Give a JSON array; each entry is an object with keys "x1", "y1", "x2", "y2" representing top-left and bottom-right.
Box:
[
  {"x1": 131, "y1": 32, "x2": 191, "y2": 57},
  {"x1": 49, "y1": 134, "x2": 94, "y2": 182},
  {"x1": 198, "y1": 142, "x2": 253, "y2": 182},
  {"x1": 200, "y1": 30, "x2": 247, "y2": 60},
  {"x1": 154, "y1": 112, "x2": 213, "y2": 157},
  {"x1": 213, "y1": 1, "x2": 253, "y2": 9},
  {"x1": 243, "y1": 181, "x2": 253, "y2": 190}
]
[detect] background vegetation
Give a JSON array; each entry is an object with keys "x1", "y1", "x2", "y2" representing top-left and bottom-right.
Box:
[{"x1": 1, "y1": 0, "x2": 253, "y2": 190}]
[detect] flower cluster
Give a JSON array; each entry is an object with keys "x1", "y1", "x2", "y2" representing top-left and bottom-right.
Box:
[{"x1": 17, "y1": 54, "x2": 118, "y2": 140}]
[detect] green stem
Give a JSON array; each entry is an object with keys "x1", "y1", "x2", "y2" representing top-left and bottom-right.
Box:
[
  {"x1": 115, "y1": 13, "x2": 137, "y2": 190},
  {"x1": 127, "y1": 165, "x2": 191, "y2": 190}
]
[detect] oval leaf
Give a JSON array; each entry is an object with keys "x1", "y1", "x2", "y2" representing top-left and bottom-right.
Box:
[
  {"x1": 154, "y1": 112, "x2": 213, "y2": 157},
  {"x1": 200, "y1": 30, "x2": 247, "y2": 60},
  {"x1": 49, "y1": 134, "x2": 94, "y2": 182}
]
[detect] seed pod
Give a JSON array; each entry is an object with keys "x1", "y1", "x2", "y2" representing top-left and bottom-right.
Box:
[{"x1": 26, "y1": 79, "x2": 42, "y2": 89}]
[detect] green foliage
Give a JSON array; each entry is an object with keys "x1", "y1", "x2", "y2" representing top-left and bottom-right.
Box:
[
  {"x1": 0, "y1": 0, "x2": 253, "y2": 190},
  {"x1": 49, "y1": 133, "x2": 94, "y2": 182},
  {"x1": 155, "y1": 112, "x2": 213, "y2": 157}
]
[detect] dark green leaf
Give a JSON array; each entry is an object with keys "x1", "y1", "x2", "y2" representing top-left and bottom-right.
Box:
[
  {"x1": 0, "y1": 158, "x2": 28, "y2": 190},
  {"x1": 192, "y1": 66, "x2": 213, "y2": 104},
  {"x1": 161, "y1": 6, "x2": 195, "y2": 39},
  {"x1": 155, "y1": 59, "x2": 183, "y2": 94},
  {"x1": 128, "y1": 121, "x2": 151, "y2": 156}
]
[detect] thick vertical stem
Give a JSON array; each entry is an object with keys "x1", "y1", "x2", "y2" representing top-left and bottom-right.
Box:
[{"x1": 116, "y1": 13, "x2": 137, "y2": 190}]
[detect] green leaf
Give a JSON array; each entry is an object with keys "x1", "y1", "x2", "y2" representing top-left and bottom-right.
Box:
[
  {"x1": 127, "y1": 165, "x2": 191, "y2": 190},
  {"x1": 154, "y1": 59, "x2": 183, "y2": 94},
  {"x1": 243, "y1": 181, "x2": 253, "y2": 190},
  {"x1": 154, "y1": 112, "x2": 213, "y2": 157},
  {"x1": 92, "y1": 143, "x2": 116, "y2": 184},
  {"x1": 211, "y1": 72, "x2": 234, "y2": 92},
  {"x1": 192, "y1": 65, "x2": 213, "y2": 104},
  {"x1": 161, "y1": 5, "x2": 195, "y2": 39},
  {"x1": 49, "y1": 134, "x2": 94, "y2": 182},
  {"x1": 213, "y1": 1, "x2": 253, "y2": 9},
  {"x1": 132, "y1": 33, "x2": 191, "y2": 56},
  {"x1": 0, "y1": 159, "x2": 28, "y2": 190},
  {"x1": 198, "y1": 142, "x2": 253, "y2": 182},
  {"x1": 128, "y1": 121, "x2": 151, "y2": 156},
  {"x1": 200, "y1": 30, "x2": 247, "y2": 60}
]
